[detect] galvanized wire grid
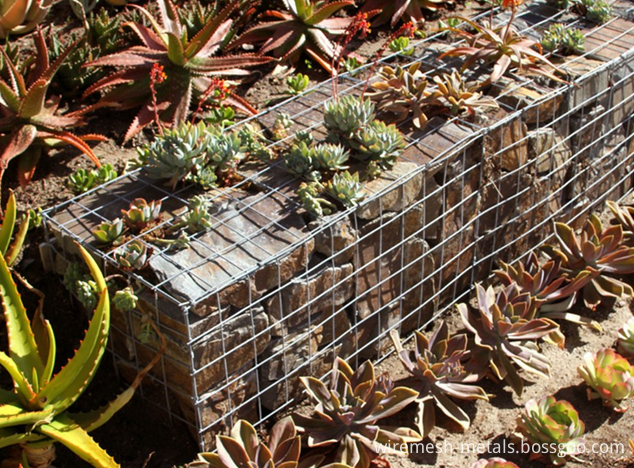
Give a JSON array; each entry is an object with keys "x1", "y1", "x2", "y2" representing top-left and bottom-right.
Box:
[{"x1": 41, "y1": 0, "x2": 634, "y2": 450}]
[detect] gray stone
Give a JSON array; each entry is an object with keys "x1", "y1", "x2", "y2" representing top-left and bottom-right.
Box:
[
  {"x1": 486, "y1": 110, "x2": 528, "y2": 172},
  {"x1": 356, "y1": 161, "x2": 423, "y2": 220},
  {"x1": 492, "y1": 79, "x2": 563, "y2": 126},
  {"x1": 309, "y1": 214, "x2": 357, "y2": 264},
  {"x1": 561, "y1": 57, "x2": 609, "y2": 111}
]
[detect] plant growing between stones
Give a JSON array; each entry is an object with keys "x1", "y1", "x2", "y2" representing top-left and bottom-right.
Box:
[
  {"x1": 68, "y1": 164, "x2": 118, "y2": 194},
  {"x1": 297, "y1": 181, "x2": 335, "y2": 217},
  {"x1": 515, "y1": 396, "x2": 586, "y2": 465},
  {"x1": 350, "y1": 120, "x2": 405, "y2": 176},
  {"x1": 541, "y1": 23, "x2": 585, "y2": 55},
  {"x1": 573, "y1": 0, "x2": 612, "y2": 23},
  {"x1": 578, "y1": 348, "x2": 634, "y2": 412},
  {"x1": 121, "y1": 198, "x2": 162, "y2": 232},
  {"x1": 324, "y1": 171, "x2": 365, "y2": 208},
  {"x1": 323, "y1": 95, "x2": 376, "y2": 140},
  {"x1": 458, "y1": 283, "x2": 559, "y2": 395},
  {"x1": 286, "y1": 73, "x2": 311, "y2": 95},
  {"x1": 390, "y1": 323, "x2": 489, "y2": 439},
  {"x1": 543, "y1": 215, "x2": 634, "y2": 309},
  {"x1": 293, "y1": 357, "x2": 421, "y2": 468},
  {"x1": 114, "y1": 240, "x2": 153, "y2": 271},
  {"x1": 93, "y1": 219, "x2": 126, "y2": 246}
]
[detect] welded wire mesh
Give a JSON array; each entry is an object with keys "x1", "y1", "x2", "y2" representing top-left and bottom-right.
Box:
[{"x1": 41, "y1": 0, "x2": 634, "y2": 449}]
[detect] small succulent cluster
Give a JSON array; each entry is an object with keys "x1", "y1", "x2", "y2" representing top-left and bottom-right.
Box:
[
  {"x1": 367, "y1": 63, "x2": 498, "y2": 129},
  {"x1": 578, "y1": 348, "x2": 634, "y2": 412},
  {"x1": 137, "y1": 121, "x2": 250, "y2": 189},
  {"x1": 121, "y1": 198, "x2": 162, "y2": 232},
  {"x1": 114, "y1": 240, "x2": 153, "y2": 271},
  {"x1": 541, "y1": 23, "x2": 585, "y2": 55},
  {"x1": 67, "y1": 163, "x2": 118, "y2": 194},
  {"x1": 515, "y1": 396, "x2": 586, "y2": 465},
  {"x1": 93, "y1": 218, "x2": 125, "y2": 246},
  {"x1": 286, "y1": 73, "x2": 310, "y2": 95}
]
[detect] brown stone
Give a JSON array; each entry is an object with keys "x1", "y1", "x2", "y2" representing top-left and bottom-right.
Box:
[
  {"x1": 561, "y1": 56, "x2": 609, "y2": 111},
  {"x1": 265, "y1": 263, "x2": 354, "y2": 336},
  {"x1": 491, "y1": 79, "x2": 563, "y2": 126},
  {"x1": 309, "y1": 214, "x2": 357, "y2": 264},
  {"x1": 486, "y1": 111, "x2": 528, "y2": 172}
]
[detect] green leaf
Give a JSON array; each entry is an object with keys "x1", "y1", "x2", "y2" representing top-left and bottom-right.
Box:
[
  {"x1": 0, "y1": 404, "x2": 54, "y2": 429},
  {"x1": 0, "y1": 191, "x2": 17, "y2": 256},
  {"x1": 5, "y1": 207, "x2": 28, "y2": 267},
  {"x1": 0, "y1": 79, "x2": 20, "y2": 113},
  {"x1": 166, "y1": 32, "x2": 186, "y2": 66},
  {"x1": 0, "y1": 427, "x2": 46, "y2": 450},
  {"x1": 68, "y1": 387, "x2": 134, "y2": 433},
  {"x1": 0, "y1": 249, "x2": 43, "y2": 388},
  {"x1": 38, "y1": 414, "x2": 120, "y2": 468},
  {"x1": 37, "y1": 245, "x2": 109, "y2": 413},
  {"x1": 0, "y1": 351, "x2": 35, "y2": 400}
]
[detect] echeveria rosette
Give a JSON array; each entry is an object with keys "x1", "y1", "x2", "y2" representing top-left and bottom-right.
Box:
[
  {"x1": 470, "y1": 459, "x2": 520, "y2": 468},
  {"x1": 516, "y1": 396, "x2": 586, "y2": 465},
  {"x1": 546, "y1": 215, "x2": 634, "y2": 309},
  {"x1": 121, "y1": 198, "x2": 162, "y2": 232},
  {"x1": 293, "y1": 358, "x2": 421, "y2": 468},
  {"x1": 458, "y1": 283, "x2": 559, "y2": 396},
  {"x1": 578, "y1": 348, "x2": 634, "y2": 412},
  {"x1": 390, "y1": 323, "x2": 488, "y2": 439},
  {"x1": 617, "y1": 317, "x2": 634, "y2": 360}
]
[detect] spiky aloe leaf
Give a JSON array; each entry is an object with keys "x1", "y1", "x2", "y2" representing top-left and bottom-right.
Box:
[
  {"x1": 38, "y1": 414, "x2": 119, "y2": 468},
  {"x1": 0, "y1": 427, "x2": 45, "y2": 450},
  {"x1": 0, "y1": 190, "x2": 18, "y2": 255},
  {"x1": 36, "y1": 245, "x2": 109, "y2": 414}
]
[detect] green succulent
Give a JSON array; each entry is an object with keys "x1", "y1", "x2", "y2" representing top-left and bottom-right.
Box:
[
  {"x1": 325, "y1": 171, "x2": 365, "y2": 208},
  {"x1": 298, "y1": 181, "x2": 335, "y2": 217},
  {"x1": 95, "y1": 164, "x2": 118, "y2": 185},
  {"x1": 578, "y1": 0, "x2": 612, "y2": 22},
  {"x1": 112, "y1": 287, "x2": 138, "y2": 312},
  {"x1": 137, "y1": 121, "x2": 210, "y2": 188},
  {"x1": 191, "y1": 166, "x2": 218, "y2": 190},
  {"x1": 63, "y1": 262, "x2": 87, "y2": 292},
  {"x1": 323, "y1": 95, "x2": 376, "y2": 139},
  {"x1": 204, "y1": 106, "x2": 236, "y2": 127},
  {"x1": 183, "y1": 196, "x2": 213, "y2": 234},
  {"x1": 92, "y1": 219, "x2": 125, "y2": 246},
  {"x1": 114, "y1": 240, "x2": 152, "y2": 271},
  {"x1": 68, "y1": 168, "x2": 97, "y2": 194},
  {"x1": 541, "y1": 23, "x2": 585, "y2": 55},
  {"x1": 389, "y1": 36, "x2": 414, "y2": 56},
  {"x1": 293, "y1": 130, "x2": 315, "y2": 147},
  {"x1": 294, "y1": 358, "x2": 421, "y2": 468},
  {"x1": 121, "y1": 198, "x2": 162, "y2": 232},
  {"x1": 284, "y1": 142, "x2": 319, "y2": 180},
  {"x1": 272, "y1": 113, "x2": 293, "y2": 141},
  {"x1": 578, "y1": 348, "x2": 634, "y2": 412},
  {"x1": 76, "y1": 279, "x2": 99, "y2": 310},
  {"x1": 207, "y1": 133, "x2": 245, "y2": 174},
  {"x1": 286, "y1": 73, "x2": 310, "y2": 95},
  {"x1": 516, "y1": 396, "x2": 586, "y2": 465},
  {"x1": 350, "y1": 120, "x2": 405, "y2": 170},
  {"x1": 618, "y1": 317, "x2": 634, "y2": 360},
  {"x1": 311, "y1": 143, "x2": 350, "y2": 172}
]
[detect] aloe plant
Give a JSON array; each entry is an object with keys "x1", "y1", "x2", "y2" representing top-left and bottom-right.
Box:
[
  {"x1": 0, "y1": 242, "x2": 134, "y2": 467},
  {"x1": 458, "y1": 283, "x2": 559, "y2": 395},
  {"x1": 578, "y1": 348, "x2": 634, "y2": 412},
  {"x1": 516, "y1": 396, "x2": 586, "y2": 465},
  {"x1": 390, "y1": 323, "x2": 488, "y2": 439},
  {"x1": 293, "y1": 357, "x2": 421, "y2": 468},
  {"x1": 0, "y1": 191, "x2": 30, "y2": 267},
  {"x1": 85, "y1": 0, "x2": 270, "y2": 140},
  {"x1": 0, "y1": 30, "x2": 105, "y2": 191},
  {"x1": 544, "y1": 215, "x2": 634, "y2": 309}
]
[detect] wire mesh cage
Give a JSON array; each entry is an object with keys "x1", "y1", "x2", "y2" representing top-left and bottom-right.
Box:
[{"x1": 42, "y1": 0, "x2": 634, "y2": 449}]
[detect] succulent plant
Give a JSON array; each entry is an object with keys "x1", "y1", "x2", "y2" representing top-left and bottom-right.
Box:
[
  {"x1": 439, "y1": 16, "x2": 565, "y2": 86},
  {"x1": 541, "y1": 23, "x2": 585, "y2": 55},
  {"x1": 121, "y1": 198, "x2": 162, "y2": 232},
  {"x1": 68, "y1": 168, "x2": 97, "y2": 194},
  {"x1": 311, "y1": 143, "x2": 350, "y2": 172},
  {"x1": 390, "y1": 323, "x2": 488, "y2": 439},
  {"x1": 205, "y1": 106, "x2": 236, "y2": 127},
  {"x1": 192, "y1": 417, "x2": 335, "y2": 468},
  {"x1": 515, "y1": 396, "x2": 586, "y2": 465},
  {"x1": 183, "y1": 195, "x2": 214, "y2": 234},
  {"x1": 617, "y1": 317, "x2": 634, "y2": 360},
  {"x1": 607, "y1": 200, "x2": 634, "y2": 241},
  {"x1": 93, "y1": 219, "x2": 125, "y2": 246},
  {"x1": 0, "y1": 0, "x2": 53, "y2": 38},
  {"x1": 350, "y1": 120, "x2": 405, "y2": 170},
  {"x1": 207, "y1": 133, "x2": 245, "y2": 175},
  {"x1": 544, "y1": 215, "x2": 634, "y2": 309},
  {"x1": 428, "y1": 70, "x2": 499, "y2": 116},
  {"x1": 293, "y1": 357, "x2": 421, "y2": 468},
  {"x1": 575, "y1": 0, "x2": 612, "y2": 22},
  {"x1": 85, "y1": 0, "x2": 268, "y2": 140},
  {"x1": 323, "y1": 95, "x2": 376, "y2": 139},
  {"x1": 578, "y1": 348, "x2": 634, "y2": 412},
  {"x1": 470, "y1": 459, "x2": 520, "y2": 468},
  {"x1": 458, "y1": 283, "x2": 559, "y2": 395},
  {"x1": 114, "y1": 240, "x2": 152, "y2": 271},
  {"x1": 76, "y1": 278, "x2": 99, "y2": 310},
  {"x1": 272, "y1": 113, "x2": 294, "y2": 141},
  {"x1": 389, "y1": 36, "x2": 414, "y2": 55},
  {"x1": 325, "y1": 171, "x2": 365, "y2": 208},
  {"x1": 494, "y1": 252, "x2": 598, "y2": 330},
  {"x1": 285, "y1": 142, "x2": 319, "y2": 180},
  {"x1": 367, "y1": 63, "x2": 430, "y2": 129},
  {"x1": 298, "y1": 181, "x2": 335, "y2": 217},
  {"x1": 286, "y1": 73, "x2": 310, "y2": 95},
  {"x1": 137, "y1": 121, "x2": 210, "y2": 188},
  {"x1": 112, "y1": 286, "x2": 138, "y2": 312}
]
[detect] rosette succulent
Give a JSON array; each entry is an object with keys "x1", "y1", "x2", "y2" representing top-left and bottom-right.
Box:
[
  {"x1": 617, "y1": 317, "x2": 634, "y2": 359},
  {"x1": 390, "y1": 322, "x2": 488, "y2": 439},
  {"x1": 578, "y1": 348, "x2": 634, "y2": 412},
  {"x1": 114, "y1": 240, "x2": 152, "y2": 271},
  {"x1": 92, "y1": 219, "x2": 125, "y2": 246},
  {"x1": 350, "y1": 121, "x2": 405, "y2": 170},
  {"x1": 325, "y1": 171, "x2": 365, "y2": 208},
  {"x1": 458, "y1": 283, "x2": 559, "y2": 395},
  {"x1": 298, "y1": 181, "x2": 335, "y2": 217},
  {"x1": 516, "y1": 396, "x2": 586, "y2": 465},
  {"x1": 293, "y1": 358, "x2": 421, "y2": 468},
  {"x1": 323, "y1": 95, "x2": 376, "y2": 139},
  {"x1": 311, "y1": 143, "x2": 350, "y2": 172},
  {"x1": 121, "y1": 198, "x2": 162, "y2": 232},
  {"x1": 112, "y1": 286, "x2": 138, "y2": 312},
  {"x1": 544, "y1": 215, "x2": 634, "y2": 309}
]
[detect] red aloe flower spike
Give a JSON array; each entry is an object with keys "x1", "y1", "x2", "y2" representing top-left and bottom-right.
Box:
[
  {"x1": 331, "y1": 12, "x2": 372, "y2": 98},
  {"x1": 149, "y1": 62, "x2": 167, "y2": 134}
]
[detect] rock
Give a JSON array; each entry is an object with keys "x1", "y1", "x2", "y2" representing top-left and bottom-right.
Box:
[
  {"x1": 149, "y1": 190, "x2": 314, "y2": 317},
  {"x1": 608, "y1": 53, "x2": 634, "y2": 127},
  {"x1": 561, "y1": 56, "x2": 609, "y2": 111},
  {"x1": 491, "y1": 79, "x2": 563, "y2": 126},
  {"x1": 486, "y1": 110, "x2": 528, "y2": 172},
  {"x1": 309, "y1": 214, "x2": 357, "y2": 264},
  {"x1": 569, "y1": 104, "x2": 605, "y2": 163},
  {"x1": 265, "y1": 263, "x2": 355, "y2": 336},
  {"x1": 356, "y1": 161, "x2": 423, "y2": 220}
]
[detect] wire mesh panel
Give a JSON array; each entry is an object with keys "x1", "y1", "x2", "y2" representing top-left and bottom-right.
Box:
[{"x1": 42, "y1": 1, "x2": 634, "y2": 449}]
